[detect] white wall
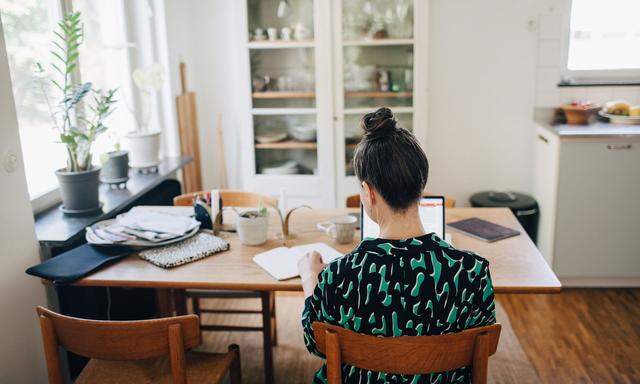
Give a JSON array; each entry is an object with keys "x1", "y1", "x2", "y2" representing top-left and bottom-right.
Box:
[
  {"x1": 163, "y1": 0, "x2": 245, "y2": 190},
  {"x1": 0, "y1": 21, "x2": 47, "y2": 383},
  {"x1": 534, "y1": 0, "x2": 640, "y2": 107},
  {"x1": 426, "y1": 0, "x2": 539, "y2": 204}
]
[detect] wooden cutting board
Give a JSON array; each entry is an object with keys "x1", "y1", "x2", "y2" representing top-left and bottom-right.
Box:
[{"x1": 176, "y1": 62, "x2": 202, "y2": 193}]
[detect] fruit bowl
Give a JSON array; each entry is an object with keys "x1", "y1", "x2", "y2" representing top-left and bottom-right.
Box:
[{"x1": 561, "y1": 102, "x2": 600, "y2": 125}]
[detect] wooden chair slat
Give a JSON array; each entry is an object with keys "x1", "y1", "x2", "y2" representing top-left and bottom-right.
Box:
[
  {"x1": 313, "y1": 322, "x2": 501, "y2": 381},
  {"x1": 174, "y1": 189, "x2": 277, "y2": 208},
  {"x1": 36, "y1": 307, "x2": 200, "y2": 361},
  {"x1": 345, "y1": 194, "x2": 456, "y2": 208}
]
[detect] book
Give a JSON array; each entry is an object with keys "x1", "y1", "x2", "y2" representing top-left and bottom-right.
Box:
[
  {"x1": 253, "y1": 242, "x2": 343, "y2": 280},
  {"x1": 446, "y1": 217, "x2": 520, "y2": 242}
]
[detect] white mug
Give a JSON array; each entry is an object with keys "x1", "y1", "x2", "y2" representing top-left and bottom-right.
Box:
[
  {"x1": 267, "y1": 28, "x2": 279, "y2": 41},
  {"x1": 317, "y1": 215, "x2": 357, "y2": 244}
]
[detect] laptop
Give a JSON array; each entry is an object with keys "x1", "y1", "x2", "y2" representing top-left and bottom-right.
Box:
[{"x1": 360, "y1": 196, "x2": 446, "y2": 240}]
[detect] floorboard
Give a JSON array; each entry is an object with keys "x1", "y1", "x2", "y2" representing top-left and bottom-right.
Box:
[{"x1": 498, "y1": 288, "x2": 640, "y2": 384}]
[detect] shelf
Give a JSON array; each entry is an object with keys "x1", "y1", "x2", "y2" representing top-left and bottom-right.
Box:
[
  {"x1": 247, "y1": 40, "x2": 315, "y2": 49},
  {"x1": 345, "y1": 91, "x2": 413, "y2": 98},
  {"x1": 343, "y1": 106, "x2": 414, "y2": 115},
  {"x1": 346, "y1": 143, "x2": 358, "y2": 149},
  {"x1": 343, "y1": 38, "x2": 414, "y2": 47},
  {"x1": 251, "y1": 108, "x2": 317, "y2": 115},
  {"x1": 252, "y1": 91, "x2": 315, "y2": 99},
  {"x1": 255, "y1": 140, "x2": 317, "y2": 149}
]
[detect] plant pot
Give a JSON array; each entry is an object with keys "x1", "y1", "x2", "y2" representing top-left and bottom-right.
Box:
[
  {"x1": 55, "y1": 166, "x2": 101, "y2": 215},
  {"x1": 123, "y1": 131, "x2": 161, "y2": 168},
  {"x1": 100, "y1": 150, "x2": 129, "y2": 184},
  {"x1": 236, "y1": 214, "x2": 269, "y2": 246}
]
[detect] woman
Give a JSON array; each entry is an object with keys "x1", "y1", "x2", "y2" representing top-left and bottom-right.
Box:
[{"x1": 298, "y1": 107, "x2": 496, "y2": 383}]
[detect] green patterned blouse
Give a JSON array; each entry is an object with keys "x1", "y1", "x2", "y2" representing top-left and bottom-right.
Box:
[{"x1": 302, "y1": 233, "x2": 496, "y2": 383}]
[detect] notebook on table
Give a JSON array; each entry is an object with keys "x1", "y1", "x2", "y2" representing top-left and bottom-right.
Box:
[
  {"x1": 253, "y1": 243, "x2": 343, "y2": 281},
  {"x1": 446, "y1": 217, "x2": 520, "y2": 242}
]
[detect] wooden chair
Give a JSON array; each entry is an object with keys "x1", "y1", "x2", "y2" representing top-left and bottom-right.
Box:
[
  {"x1": 313, "y1": 322, "x2": 501, "y2": 384},
  {"x1": 36, "y1": 306, "x2": 241, "y2": 384},
  {"x1": 345, "y1": 194, "x2": 457, "y2": 208},
  {"x1": 173, "y1": 189, "x2": 278, "y2": 209},
  {"x1": 174, "y1": 190, "x2": 278, "y2": 384}
]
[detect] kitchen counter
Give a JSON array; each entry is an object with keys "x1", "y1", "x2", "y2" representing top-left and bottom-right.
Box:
[{"x1": 534, "y1": 108, "x2": 640, "y2": 141}]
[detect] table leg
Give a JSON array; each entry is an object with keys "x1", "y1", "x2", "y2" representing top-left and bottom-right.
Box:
[
  {"x1": 261, "y1": 292, "x2": 275, "y2": 384},
  {"x1": 270, "y1": 292, "x2": 278, "y2": 346},
  {"x1": 155, "y1": 288, "x2": 173, "y2": 318},
  {"x1": 174, "y1": 289, "x2": 188, "y2": 316}
]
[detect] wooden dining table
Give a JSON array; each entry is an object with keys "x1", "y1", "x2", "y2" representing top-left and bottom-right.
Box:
[
  {"x1": 75, "y1": 207, "x2": 561, "y2": 294},
  {"x1": 72, "y1": 207, "x2": 560, "y2": 384}
]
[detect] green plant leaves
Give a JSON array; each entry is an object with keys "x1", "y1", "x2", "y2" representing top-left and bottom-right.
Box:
[{"x1": 35, "y1": 11, "x2": 119, "y2": 172}]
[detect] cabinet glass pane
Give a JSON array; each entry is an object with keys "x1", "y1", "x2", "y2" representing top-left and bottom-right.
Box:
[
  {"x1": 247, "y1": 0, "x2": 314, "y2": 42},
  {"x1": 254, "y1": 114, "x2": 317, "y2": 175},
  {"x1": 343, "y1": 0, "x2": 413, "y2": 41},
  {"x1": 343, "y1": 45, "x2": 413, "y2": 109},
  {"x1": 344, "y1": 112, "x2": 412, "y2": 176},
  {"x1": 251, "y1": 48, "x2": 316, "y2": 108}
]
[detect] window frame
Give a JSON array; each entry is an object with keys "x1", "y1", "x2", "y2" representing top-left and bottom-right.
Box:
[{"x1": 560, "y1": 0, "x2": 640, "y2": 84}]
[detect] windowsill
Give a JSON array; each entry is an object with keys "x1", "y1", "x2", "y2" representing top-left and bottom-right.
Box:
[
  {"x1": 558, "y1": 80, "x2": 640, "y2": 87},
  {"x1": 31, "y1": 187, "x2": 62, "y2": 215}
]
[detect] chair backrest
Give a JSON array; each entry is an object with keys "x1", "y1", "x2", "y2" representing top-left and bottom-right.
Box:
[
  {"x1": 313, "y1": 322, "x2": 501, "y2": 384},
  {"x1": 36, "y1": 306, "x2": 201, "y2": 384},
  {"x1": 174, "y1": 189, "x2": 278, "y2": 208},
  {"x1": 345, "y1": 194, "x2": 456, "y2": 208}
]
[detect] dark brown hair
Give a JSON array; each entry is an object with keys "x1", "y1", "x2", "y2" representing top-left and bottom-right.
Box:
[{"x1": 353, "y1": 107, "x2": 429, "y2": 211}]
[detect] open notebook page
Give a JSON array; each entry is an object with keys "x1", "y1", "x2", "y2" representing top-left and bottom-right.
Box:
[{"x1": 253, "y1": 242, "x2": 343, "y2": 281}]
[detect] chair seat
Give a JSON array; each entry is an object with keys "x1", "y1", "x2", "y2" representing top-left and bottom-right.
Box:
[
  {"x1": 186, "y1": 289, "x2": 262, "y2": 299},
  {"x1": 75, "y1": 351, "x2": 235, "y2": 384}
]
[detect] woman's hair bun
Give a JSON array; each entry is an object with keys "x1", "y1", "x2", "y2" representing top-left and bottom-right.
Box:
[{"x1": 361, "y1": 107, "x2": 397, "y2": 136}]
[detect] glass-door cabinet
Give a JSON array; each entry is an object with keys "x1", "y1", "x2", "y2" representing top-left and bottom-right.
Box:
[
  {"x1": 240, "y1": 0, "x2": 335, "y2": 207},
  {"x1": 240, "y1": 0, "x2": 426, "y2": 207},
  {"x1": 335, "y1": 0, "x2": 426, "y2": 206}
]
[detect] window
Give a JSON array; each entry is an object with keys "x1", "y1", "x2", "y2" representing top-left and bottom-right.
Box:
[
  {"x1": 564, "y1": 0, "x2": 640, "y2": 81},
  {"x1": 0, "y1": 0, "x2": 134, "y2": 203},
  {"x1": 0, "y1": 0, "x2": 64, "y2": 199}
]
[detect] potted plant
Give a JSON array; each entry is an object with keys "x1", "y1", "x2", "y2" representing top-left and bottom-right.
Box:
[
  {"x1": 35, "y1": 12, "x2": 117, "y2": 214},
  {"x1": 99, "y1": 140, "x2": 129, "y2": 189},
  {"x1": 123, "y1": 63, "x2": 165, "y2": 170},
  {"x1": 235, "y1": 204, "x2": 269, "y2": 246}
]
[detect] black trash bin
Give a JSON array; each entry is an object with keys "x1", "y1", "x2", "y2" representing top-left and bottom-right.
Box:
[{"x1": 470, "y1": 191, "x2": 539, "y2": 244}]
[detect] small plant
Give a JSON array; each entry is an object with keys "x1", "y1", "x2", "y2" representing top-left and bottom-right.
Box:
[
  {"x1": 238, "y1": 201, "x2": 268, "y2": 219},
  {"x1": 35, "y1": 11, "x2": 118, "y2": 172}
]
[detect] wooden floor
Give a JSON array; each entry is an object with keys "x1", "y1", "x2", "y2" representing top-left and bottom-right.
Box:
[
  {"x1": 198, "y1": 292, "x2": 539, "y2": 383},
  {"x1": 498, "y1": 288, "x2": 640, "y2": 384}
]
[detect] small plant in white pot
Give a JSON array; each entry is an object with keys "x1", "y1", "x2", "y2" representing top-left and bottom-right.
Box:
[
  {"x1": 123, "y1": 63, "x2": 165, "y2": 170},
  {"x1": 35, "y1": 12, "x2": 117, "y2": 214},
  {"x1": 236, "y1": 204, "x2": 269, "y2": 246}
]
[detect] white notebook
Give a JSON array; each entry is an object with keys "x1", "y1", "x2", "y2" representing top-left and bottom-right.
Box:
[{"x1": 253, "y1": 242, "x2": 343, "y2": 281}]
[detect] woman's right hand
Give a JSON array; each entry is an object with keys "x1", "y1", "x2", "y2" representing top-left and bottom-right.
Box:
[{"x1": 298, "y1": 251, "x2": 326, "y2": 298}]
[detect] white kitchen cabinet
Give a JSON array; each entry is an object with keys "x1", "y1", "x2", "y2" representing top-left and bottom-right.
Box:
[
  {"x1": 533, "y1": 122, "x2": 640, "y2": 285},
  {"x1": 239, "y1": 0, "x2": 428, "y2": 207}
]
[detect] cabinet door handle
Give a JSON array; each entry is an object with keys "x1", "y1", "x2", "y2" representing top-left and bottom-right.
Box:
[
  {"x1": 606, "y1": 144, "x2": 632, "y2": 150},
  {"x1": 537, "y1": 134, "x2": 548, "y2": 144}
]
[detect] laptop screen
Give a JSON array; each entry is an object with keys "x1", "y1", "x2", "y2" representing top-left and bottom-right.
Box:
[{"x1": 360, "y1": 196, "x2": 446, "y2": 240}]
